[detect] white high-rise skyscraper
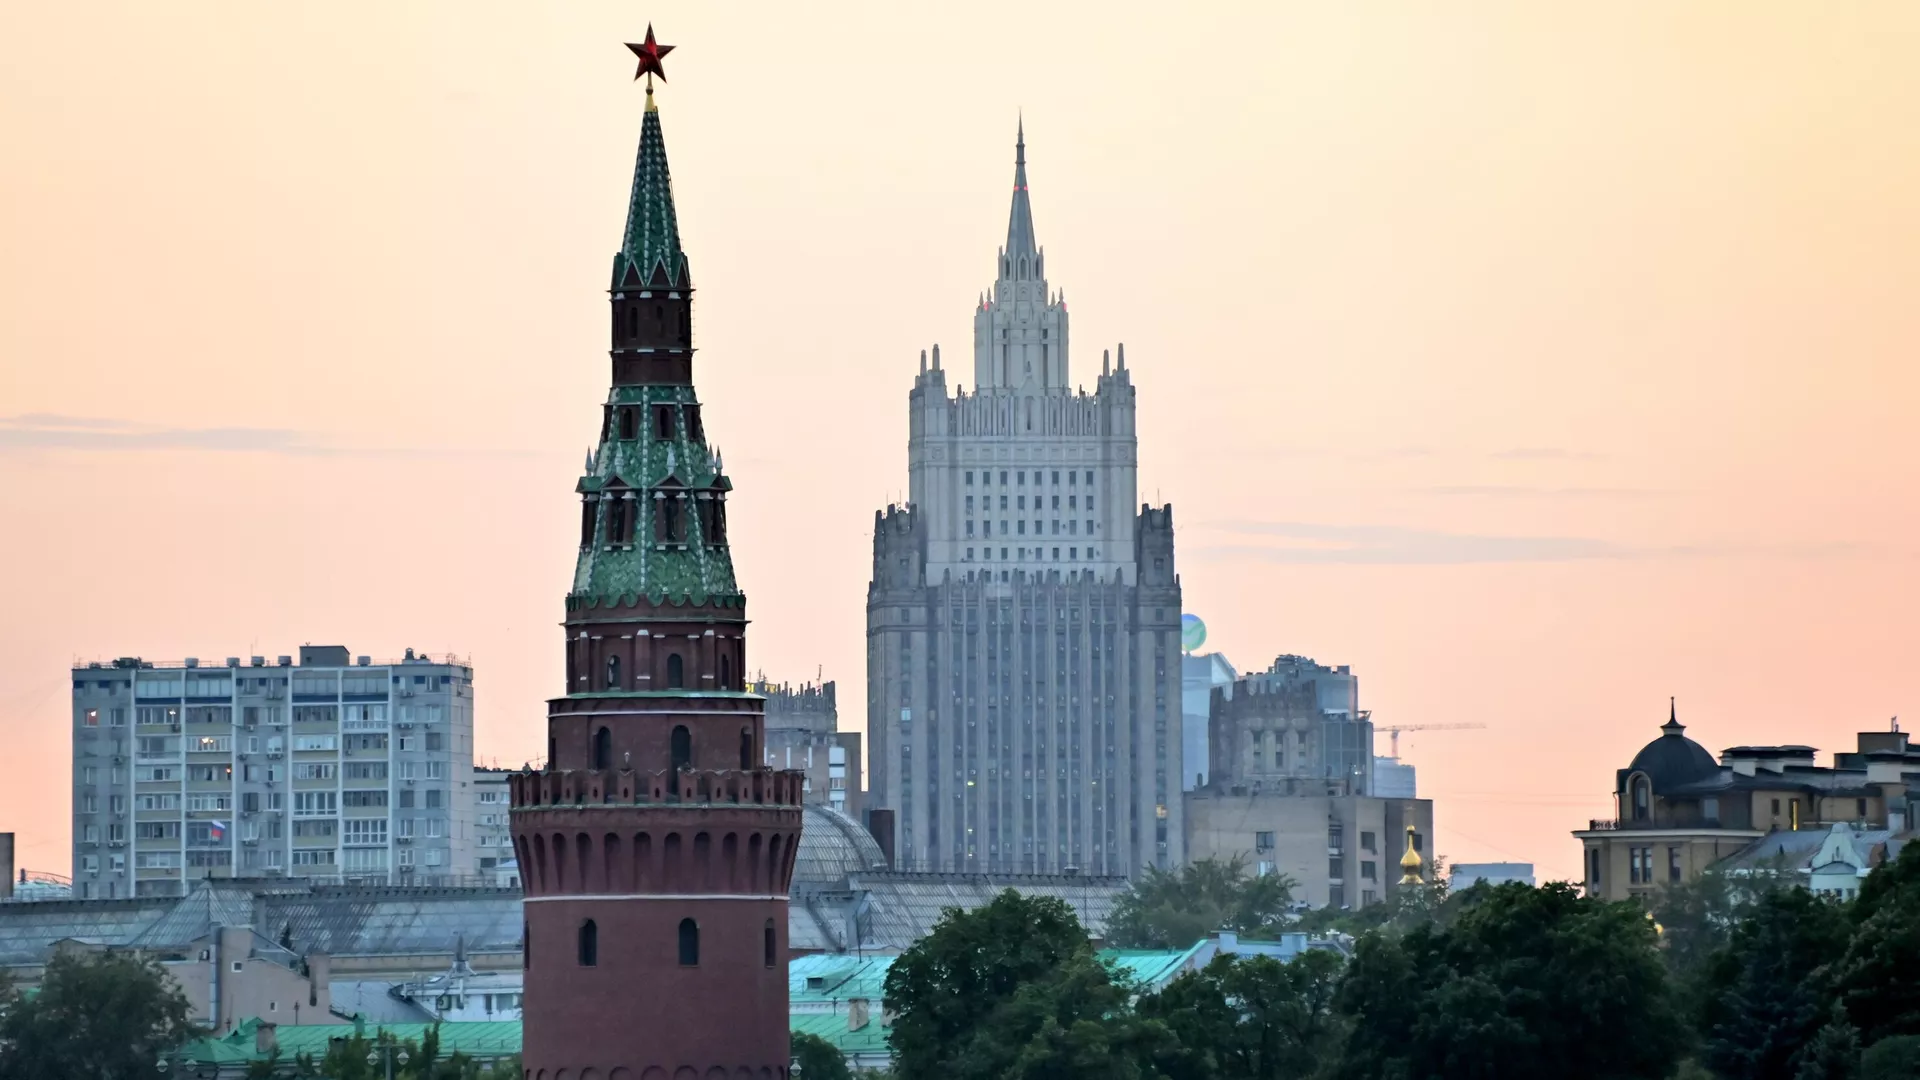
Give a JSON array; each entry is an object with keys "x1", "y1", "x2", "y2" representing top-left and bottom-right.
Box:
[{"x1": 868, "y1": 123, "x2": 1182, "y2": 877}]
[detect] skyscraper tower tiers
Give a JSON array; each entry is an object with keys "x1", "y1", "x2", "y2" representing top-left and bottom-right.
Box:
[
  {"x1": 867, "y1": 123, "x2": 1183, "y2": 878},
  {"x1": 509, "y1": 34, "x2": 803, "y2": 1079}
]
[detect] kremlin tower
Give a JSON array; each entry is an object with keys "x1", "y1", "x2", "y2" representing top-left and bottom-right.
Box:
[{"x1": 509, "y1": 29, "x2": 803, "y2": 1078}]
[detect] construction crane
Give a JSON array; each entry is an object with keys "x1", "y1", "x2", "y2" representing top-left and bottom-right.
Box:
[{"x1": 1375, "y1": 722, "x2": 1486, "y2": 759}]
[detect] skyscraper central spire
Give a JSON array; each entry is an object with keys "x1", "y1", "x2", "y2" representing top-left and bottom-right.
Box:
[{"x1": 1006, "y1": 117, "x2": 1037, "y2": 259}]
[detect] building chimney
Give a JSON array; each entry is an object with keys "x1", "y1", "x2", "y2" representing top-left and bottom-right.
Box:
[
  {"x1": 0, "y1": 834, "x2": 14, "y2": 900},
  {"x1": 847, "y1": 998, "x2": 870, "y2": 1032},
  {"x1": 256, "y1": 1022, "x2": 279, "y2": 1055}
]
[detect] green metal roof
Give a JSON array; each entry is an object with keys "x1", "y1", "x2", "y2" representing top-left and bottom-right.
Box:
[{"x1": 177, "y1": 1018, "x2": 522, "y2": 1066}]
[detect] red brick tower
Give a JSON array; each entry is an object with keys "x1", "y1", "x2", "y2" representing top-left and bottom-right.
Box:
[{"x1": 510, "y1": 32, "x2": 803, "y2": 1080}]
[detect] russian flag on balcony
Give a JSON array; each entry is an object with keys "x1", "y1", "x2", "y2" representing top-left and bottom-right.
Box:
[{"x1": 209, "y1": 821, "x2": 227, "y2": 842}]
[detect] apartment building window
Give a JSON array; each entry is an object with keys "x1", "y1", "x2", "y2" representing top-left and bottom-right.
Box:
[
  {"x1": 1254, "y1": 831, "x2": 1274, "y2": 853},
  {"x1": 426, "y1": 789, "x2": 444, "y2": 810},
  {"x1": 1628, "y1": 846, "x2": 1653, "y2": 885},
  {"x1": 1361, "y1": 831, "x2": 1377, "y2": 853},
  {"x1": 293, "y1": 791, "x2": 337, "y2": 817},
  {"x1": 1328, "y1": 858, "x2": 1343, "y2": 879},
  {"x1": 1361, "y1": 861, "x2": 1377, "y2": 881},
  {"x1": 1329, "y1": 884, "x2": 1345, "y2": 909},
  {"x1": 1668, "y1": 846, "x2": 1683, "y2": 882},
  {"x1": 426, "y1": 732, "x2": 445, "y2": 752}
]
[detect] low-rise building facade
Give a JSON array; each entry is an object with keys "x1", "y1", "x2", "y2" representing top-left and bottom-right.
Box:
[{"x1": 1574, "y1": 706, "x2": 1920, "y2": 902}]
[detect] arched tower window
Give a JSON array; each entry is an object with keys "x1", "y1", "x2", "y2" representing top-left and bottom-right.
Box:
[
  {"x1": 670, "y1": 725, "x2": 691, "y2": 772},
  {"x1": 580, "y1": 497, "x2": 595, "y2": 549},
  {"x1": 619, "y1": 408, "x2": 636, "y2": 440},
  {"x1": 626, "y1": 307, "x2": 638, "y2": 339},
  {"x1": 667, "y1": 653, "x2": 684, "y2": 689},
  {"x1": 1631, "y1": 776, "x2": 1651, "y2": 822},
  {"x1": 605, "y1": 656, "x2": 621, "y2": 691},
  {"x1": 578, "y1": 919, "x2": 598, "y2": 967},
  {"x1": 718, "y1": 654, "x2": 733, "y2": 691},
  {"x1": 739, "y1": 728, "x2": 752, "y2": 770},
  {"x1": 764, "y1": 919, "x2": 777, "y2": 968},
  {"x1": 678, "y1": 918, "x2": 699, "y2": 966},
  {"x1": 593, "y1": 726, "x2": 611, "y2": 770},
  {"x1": 1019, "y1": 257, "x2": 1027, "y2": 278}
]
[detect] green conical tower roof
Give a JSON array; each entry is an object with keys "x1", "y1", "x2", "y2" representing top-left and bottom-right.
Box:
[
  {"x1": 611, "y1": 90, "x2": 689, "y2": 290},
  {"x1": 570, "y1": 92, "x2": 739, "y2": 616}
]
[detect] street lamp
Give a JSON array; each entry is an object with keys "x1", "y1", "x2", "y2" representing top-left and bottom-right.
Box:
[{"x1": 367, "y1": 1043, "x2": 411, "y2": 1080}]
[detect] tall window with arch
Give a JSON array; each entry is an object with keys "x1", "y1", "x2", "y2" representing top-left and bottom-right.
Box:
[
  {"x1": 605, "y1": 656, "x2": 621, "y2": 691},
  {"x1": 739, "y1": 727, "x2": 752, "y2": 770},
  {"x1": 718, "y1": 653, "x2": 732, "y2": 691},
  {"x1": 670, "y1": 724, "x2": 691, "y2": 772},
  {"x1": 678, "y1": 918, "x2": 699, "y2": 966},
  {"x1": 1631, "y1": 776, "x2": 1651, "y2": 822},
  {"x1": 578, "y1": 919, "x2": 597, "y2": 967},
  {"x1": 593, "y1": 726, "x2": 611, "y2": 771},
  {"x1": 667, "y1": 652, "x2": 684, "y2": 689}
]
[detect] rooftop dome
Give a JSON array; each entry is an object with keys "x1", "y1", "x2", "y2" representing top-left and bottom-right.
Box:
[
  {"x1": 1625, "y1": 700, "x2": 1720, "y2": 792},
  {"x1": 791, "y1": 804, "x2": 889, "y2": 893}
]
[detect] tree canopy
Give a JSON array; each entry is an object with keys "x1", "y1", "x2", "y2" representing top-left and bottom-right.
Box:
[
  {"x1": 1105, "y1": 856, "x2": 1296, "y2": 949},
  {"x1": 0, "y1": 949, "x2": 197, "y2": 1080},
  {"x1": 1333, "y1": 881, "x2": 1687, "y2": 1080}
]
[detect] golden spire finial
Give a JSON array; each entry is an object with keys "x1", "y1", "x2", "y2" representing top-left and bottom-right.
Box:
[{"x1": 1399, "y1": 824, "x2": 1424, "y2": 885}]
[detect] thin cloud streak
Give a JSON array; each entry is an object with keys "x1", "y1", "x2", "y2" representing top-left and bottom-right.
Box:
[
  {"x1": 1414, "y1": 484, "x2": 1674, "y2": 498},
  {"x1": 0, "y1": 414, "x2": 535, "y2": 459},
  {"x1": 1189, "y1": 520, "x2": 1880, "y2": 566},
  {"x1": 1489, "y1": 447, "x2": 1609, "y2": 461}
]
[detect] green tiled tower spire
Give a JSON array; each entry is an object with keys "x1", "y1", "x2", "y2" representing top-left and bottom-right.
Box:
[
  {"x1": 611, "y1": 90, "x2": 688, "y2": 291},
  {"x1": 569, "y1": 88, "x2": 740, "y2": 617}
]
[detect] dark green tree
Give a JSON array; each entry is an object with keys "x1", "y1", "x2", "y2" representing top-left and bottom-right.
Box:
[
  {"x1": 1859, "y1": 1036, "x2": 1920, "y2": 1080},
  {"x1": 1834, "y1": 840, "x2": 1920, "y2": 1045},
  {"x1": 980, "y1": 951, "x2": 1171, "y2": 1080},
  {"x1": 1106, "y1": 856, "x2": 1296, "y2": 949},
  {"x1": 0, "y1": 949, "x2": 198, "y2": 1080},
  {"x1": 1697, "y1": 887, "x2": 1853, "y2": 1080},
  {"x1": 1138, "y1": 949, "x2": 1346, "y2": 1080},
  {"x1": 884, "y1": 890, "x2": 1167, "y2": 1080},
  {"x1": 791, "y1": 1031, "x2": 853, "y2": 1080},
  {"x1": 1794, "y1": 1008, "x2": 1862, "y2": 1080},
  {"x1": 1332, "y1": 881, "x2": 1686, "y2": 1080}
]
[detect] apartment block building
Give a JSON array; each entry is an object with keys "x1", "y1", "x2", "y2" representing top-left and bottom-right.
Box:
[
  {"x1": 759, "y1": 680, "x2": 863, "y2": 817},
  {"x1": 70, "y1": 645, "x2": 475, "y2": 898}
]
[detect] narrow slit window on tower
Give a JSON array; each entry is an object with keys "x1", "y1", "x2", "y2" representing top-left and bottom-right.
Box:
[
  {"x1": 654, "y1": 405, "x2": 673, "y2": 440},
  {"x1": 678, "y1": 918, "x2": 699, "y2": 966},
  {"x1": 719, "y1": 654, "x2": 733, "y2": 690},
  {"x1": 580, "y1": 498, "x2": 595, "y2": 548},
  {"x1": 605, "y1": 656, "x2": 620, "y2": 692},
  {"x1": 626, "y1": 307, "x2": 638, "y2": 339},
  {"x1": 593, "y1": 726, "x2": 611, "y2": 769},
  {"x1": 619, "y1": 408, "x2": 636, "y2": 440},
  {"x1": 739, "y1": 728, "x2": 752, "y2": 770},
  {"x1": 523, "y1": 921, "x2": 530, "y2": 969},
  {"x1": 764, "y1": 919, "x2": 777, "y2": 967},
  {"x1": 687, "y1": 405, "x2": 702, "y2": 443},
  {"x1": 607, "y1": 500, "x2": 626, "y2": 547},
  {"x1": 667, "y1": 653, "x2": 685, "y2": 689},
  {"x1": 670, "y1": 724, "x2": 691, "y2": 771},
  {"x1": 578, "y1": 919, "x2": 598, "y2": 967}
]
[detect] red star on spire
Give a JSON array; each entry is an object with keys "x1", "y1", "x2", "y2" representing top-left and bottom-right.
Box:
[{"x1": 625, "y1": 25, "x2": 674, "y2": 84}]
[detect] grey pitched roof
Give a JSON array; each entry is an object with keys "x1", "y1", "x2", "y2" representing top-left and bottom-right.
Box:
[{"x1": 126, "y1": 879, "x2": 257, "y2": 948}]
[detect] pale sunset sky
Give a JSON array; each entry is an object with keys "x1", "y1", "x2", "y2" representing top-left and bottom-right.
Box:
[{"x1": 2, "y1": 3, "x2": 1915, "y2": 883}]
